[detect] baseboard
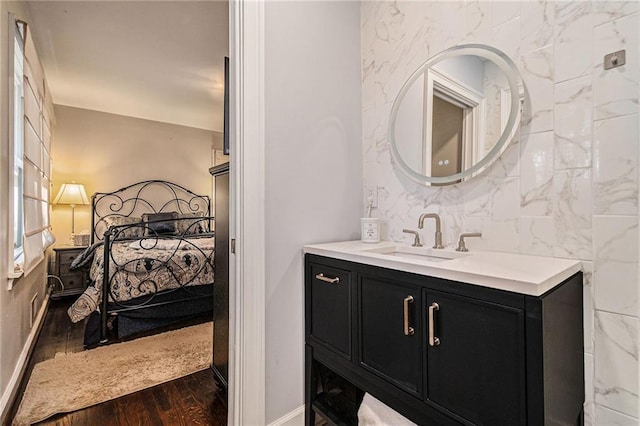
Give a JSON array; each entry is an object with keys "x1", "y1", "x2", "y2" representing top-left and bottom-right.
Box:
[
  {"x1": 0, "y1": 295, "x2": 49, "y2": 425},
  {"x1": 268, "y1": 405, "x2": 305, "y2": 426}
]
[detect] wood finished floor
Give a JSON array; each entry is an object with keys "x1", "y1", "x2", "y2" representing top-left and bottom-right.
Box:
[{"x1": 7, "y1": 298, "x2": 227, "y2": 426}]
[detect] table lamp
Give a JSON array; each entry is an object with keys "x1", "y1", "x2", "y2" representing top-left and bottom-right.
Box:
[{"x1": 53, "y1": 181, "x2": 89, "y2": 235}]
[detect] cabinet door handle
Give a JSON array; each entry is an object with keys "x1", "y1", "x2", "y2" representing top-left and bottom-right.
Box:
[
  {"x1": 403, "y1": 295, "x2": 415, "y2": 336},
  {"x1": 315, "y1": 273, "x2": 339, "y2": 284},
  {"x1": 428, "y1": 302, "x2": 440, "y2": 346}
]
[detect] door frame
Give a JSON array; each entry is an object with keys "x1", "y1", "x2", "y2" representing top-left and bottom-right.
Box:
[
  {"x1": 423, "y1": 68, "x2": 485, "y2": 175},
  {"x1": 229, "y1": 0, "x2": 266, "y2": 424}
]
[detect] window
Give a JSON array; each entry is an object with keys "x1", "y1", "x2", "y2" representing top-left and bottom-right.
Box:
[
  {"x1": 11, "y1": 20, "x2": 25, "y2": 270},
  {"x1": 9, "y1": 18, "x2": 54, "y2": 278}
]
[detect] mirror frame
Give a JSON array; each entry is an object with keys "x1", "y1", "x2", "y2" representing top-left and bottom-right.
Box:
[{"x1": 388, "y1": 43, "x2": 523, "y2": 186}]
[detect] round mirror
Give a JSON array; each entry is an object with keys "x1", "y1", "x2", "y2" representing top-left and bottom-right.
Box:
[{"x1": 388, "y1": 44, "x2": 523, "y2": 186}]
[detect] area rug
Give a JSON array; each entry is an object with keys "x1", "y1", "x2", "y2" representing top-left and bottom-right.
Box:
[{"x1": 13, "y1": 321, "x2": 213, "y2": 425}]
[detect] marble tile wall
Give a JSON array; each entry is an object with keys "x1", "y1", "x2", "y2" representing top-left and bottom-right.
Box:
[{"x1": 361, "y1": 2, "x2": 639, "y2": 424}]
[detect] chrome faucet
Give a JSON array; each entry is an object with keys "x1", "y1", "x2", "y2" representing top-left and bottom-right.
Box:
[
  {"x1": 402, "y1": 229, "x2": 423, "y2": 247},
  {"x1": 418, "y1": 213, "x2": 444, "y2": 249},
  {"x1": 456, "y1": 232, "x2": 482, "y2": 252}
]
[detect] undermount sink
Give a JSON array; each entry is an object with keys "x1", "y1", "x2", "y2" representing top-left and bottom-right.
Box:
[{"x1": 361, "y1": 245, "x2": 469, "y2": 262}]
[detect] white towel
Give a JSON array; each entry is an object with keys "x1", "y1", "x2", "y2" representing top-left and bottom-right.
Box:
[{"x1": 357, "y1": 393, "x2": 418, "y2": 426}]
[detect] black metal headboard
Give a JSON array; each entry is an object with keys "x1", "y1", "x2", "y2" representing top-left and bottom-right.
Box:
[{"x1": 91, "y1": 180, "x2": 211, "y2": 243}]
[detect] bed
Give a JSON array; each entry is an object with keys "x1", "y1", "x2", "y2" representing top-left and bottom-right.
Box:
[{"x1": 66, "y1": 180, "x2": 215, "y2": 346}]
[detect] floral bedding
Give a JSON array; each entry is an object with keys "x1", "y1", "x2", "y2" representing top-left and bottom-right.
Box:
[{"x1": 68, "y1": 237, "x2": 215, "y2": 322}]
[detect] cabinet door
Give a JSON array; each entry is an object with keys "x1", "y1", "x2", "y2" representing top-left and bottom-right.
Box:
[
  {"x1": 359, "y1": 275, "x2": 423, "y2": 397},
  {"x1": 308, "y1": 262, "x2": 352, "y2": 359},
  {"x1": 213, "y1": 171, "x2": 229, "y2": 384},
  {"x1": 425, "y1": 290, "x2": 526, "y2": 425}
]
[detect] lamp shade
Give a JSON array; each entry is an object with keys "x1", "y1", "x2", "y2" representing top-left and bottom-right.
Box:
[{"x1": 53, "y1": 182, "x2": 89, "y2": 206}]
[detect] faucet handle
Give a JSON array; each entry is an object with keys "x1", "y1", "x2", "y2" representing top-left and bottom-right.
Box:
[
  {"x1": 402, "y1": 229, "x2": 423, "y2": 247},
  {"x1": 456, "y1": 232, "x2": 482, "y2": 252}
]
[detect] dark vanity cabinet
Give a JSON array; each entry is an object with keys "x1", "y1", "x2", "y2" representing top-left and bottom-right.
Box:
[{"x1": 305, "y1": 254, "x2": 584, "y2": 426}]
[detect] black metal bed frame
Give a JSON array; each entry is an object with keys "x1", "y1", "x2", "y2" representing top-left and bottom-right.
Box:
[
  {"x1": 91, "y1": 179, "x2": 211, "y2": 244},
  {"x1": 90, "y1": 180, "x2": 214, "y2": 343}
]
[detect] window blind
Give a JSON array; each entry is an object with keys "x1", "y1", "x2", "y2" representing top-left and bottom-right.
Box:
[{"x1": 19, "y1": 23, "x2": 55, "y2": 275}]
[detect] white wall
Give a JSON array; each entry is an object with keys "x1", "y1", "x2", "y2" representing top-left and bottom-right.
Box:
[
  {"x1": 264, "y1": 1, "x2": 362, "y2": 422},
  {"x1": 362, "y1": 2, "x2": 639, "y2": 424},
  {"x1": 51, "y1": 105, "x2": 221, "y2": 243},
  {"x1": 0, "y1": 2, "x2": 49, "y2": 421}
]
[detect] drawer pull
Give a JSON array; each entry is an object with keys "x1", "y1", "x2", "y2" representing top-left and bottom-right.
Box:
[
  {"x1": 403, "y1": 295, "x2": 414, "y2": 336},
  {"x1": 315, "y1": 273, "x2": 339, "y2": 284},
  {"x1": 428, "y1": 302, "x2": 440, "y2": 346}
]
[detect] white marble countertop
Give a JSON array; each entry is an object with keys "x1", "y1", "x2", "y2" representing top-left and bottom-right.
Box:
[{"x1": 304, "y1": 240, "x2": 582, "y2": 296}]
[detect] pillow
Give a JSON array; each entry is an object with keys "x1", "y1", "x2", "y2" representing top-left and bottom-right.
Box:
[
  {"x1": 103, "y1": 216, "x2": 143, "y2": 239},
  {"x1": 70, "y1": 242, "x2": 103, "y2": 270},
  {"x1": 142, "y1": 212, "x2": 178, "y2": 235},
  {"x1": 129, "y1": 237, "x2": 215, "y2": 251},
  {"x1": 175, "y1": 212, "x2": 210, "y2": 235}
]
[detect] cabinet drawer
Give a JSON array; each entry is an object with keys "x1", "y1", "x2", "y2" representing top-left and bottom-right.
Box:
[
  {"x1": 59, "y1": 272, "x2": 87, "y2": 291},
  {"x1": 308, "y1": 262, "x2": 352, "y2": 359},
  {"x1": 58, "y1": 250, "x2": 83, "y2": 266}
]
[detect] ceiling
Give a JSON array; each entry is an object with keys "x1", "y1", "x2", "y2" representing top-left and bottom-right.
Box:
[{"x1": 26, "y1": 1, "x2": 229, "y2": 132}]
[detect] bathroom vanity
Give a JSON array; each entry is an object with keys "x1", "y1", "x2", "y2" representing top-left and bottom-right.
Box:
[{"x1": 304, "y1": 241, "x2": 584, "y2": 426}]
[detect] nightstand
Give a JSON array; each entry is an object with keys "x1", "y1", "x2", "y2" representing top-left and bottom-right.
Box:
[{"x1": 50, "y1": 246, "x2": 90, "y2": 299}]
